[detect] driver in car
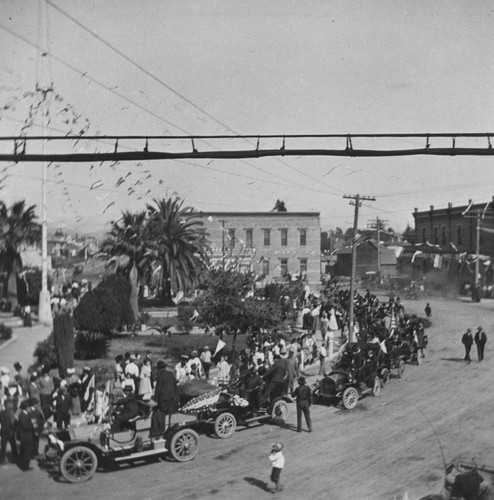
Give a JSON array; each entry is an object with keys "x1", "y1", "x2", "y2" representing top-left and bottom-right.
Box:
[{"x1": 111, "y1": 385, "x2": 139, "y2": 432}]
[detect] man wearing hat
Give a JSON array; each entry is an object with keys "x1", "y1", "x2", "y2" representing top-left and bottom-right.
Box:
[
  {"x1": 175, "y1": 355, "x2": 191, "y2": 385},
  {"x1": 17, "y1": 399, "x2": 35, "y2": 470},
  {"x1": 111, "y1": 385, "x2": 139, "y2": 433},
  {"x1": 474, "y1": 327, "x2": 487, "y2": 362},
  {"x1": 200, "y1": 346, "x2": 212, "y2": 381},
  {"x1": 54, "y1": 384, "x2": 72, "y2": 429},
  {"x1": 151, "y1": 361, "x2": 178, "y2": 437},
  {"x1": 66, "y1": 367, "x2": 81, "y2": 415},
  {"x1": 0, "y1": 398, "x2": 18, "y2": 464},
  {"x1": 462, "y1": 328, "x2": 474, "y2": 363},
  {"x1": 291, "y1": 376, "x2": 312, "y2": 432}
]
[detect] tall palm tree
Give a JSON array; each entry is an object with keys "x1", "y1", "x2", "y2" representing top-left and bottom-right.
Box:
[
  {"x1": 99, "y1": 210, "x2": 151, "y2": 321},
  {"x1": 145, "y1": 198, "x2": 210, "y2": 303},
  {"x1": 0, "y1": 200, "x2": 40, "y2": 302}
]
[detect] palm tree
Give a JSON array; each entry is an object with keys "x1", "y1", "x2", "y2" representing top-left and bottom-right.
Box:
[
  {"x1": 145, "y1": 198, "x2": 210, "y2": 303},
  {"x1": 99, "y1": 210, "x2": 151, "y2": 321},
  {"x1": 0, "y1": 200, "x2": 40, "y2": 303}
]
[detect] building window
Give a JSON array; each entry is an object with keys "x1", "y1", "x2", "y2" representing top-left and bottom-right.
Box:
[
  {"x1": 299, "y1": 229, "x2": 307, "y2": 246},
  {"x1": 421, "y1": 227, "x2": 426, "y2": 242},
  {"x1": 228, "y1": 229, "x2": 235, "y2": 248},
  {"x1": 433, "y1": 226, "x2": 438, "y2": 245},
  {"x1": 280, "y1": 258, "x2": 288, "y2": 276},
  {"x1": 280, "y1": 228, "x2": 288, "y2": 246},
  {"x1": 245, "y1": 229, "x2": 253, "y2": 248},
  {"x1": 299, "y1": 258, "x2": 307, "y2": 275},
  {"x1": 262, "y1": 259, "x2": 269, "y2": 276},
  {"x1": 441, "y1": 226, "x2": 447, "y2": 246},
  {"x1": 457, "y1": 224, "x2": 463, "y2": 245},
  {"x1": 263, "y1": 229, "x2": 270, "y2": 246}
]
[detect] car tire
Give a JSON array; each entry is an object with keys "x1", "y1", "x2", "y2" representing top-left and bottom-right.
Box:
[
  {"x1": 169, "y1": 428, "x2": 199, "y2": 462},
  {"x1": 60, "y1": 446, "x2": 98, "y2": 483},
  {"x1": 214, "y1": 412, "x2": 236, "y2": 439}
]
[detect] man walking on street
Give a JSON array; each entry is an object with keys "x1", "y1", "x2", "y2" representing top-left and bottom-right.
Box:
[
  {"x1": 474, "y1": 327, "x2": 487, "y2": 362},
  {"x1": 462, "y1": 328, "x2": 474, "y2": 364}
]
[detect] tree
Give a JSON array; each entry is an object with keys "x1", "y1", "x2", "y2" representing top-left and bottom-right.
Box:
[
  {"x1": 0, "y1": 200, "x2": 40, "y2": 304},
  {"x1": 194, "y1": 269, "x2": 283, "y2": 354},
  {"x1": 145, "y1": 198, "x2": 210, "y2": 303},
  {"x1": 99, "y1": 210, "x2": 150, "y2": 321},
  {"x1": 272, "y1": 199, "x2": 287, "y2": 212}
]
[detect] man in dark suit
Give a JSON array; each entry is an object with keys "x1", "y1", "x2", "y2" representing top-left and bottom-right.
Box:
[
  {"x1": 111, "y1": 385, "x2": 139, "y2": 432},
  {"x1": 0, "y1": 399, "x2": 18, "y2": 464},
  {"x1": 151, "y1": 361, "x2": 178, "y2": 437},
  {"x1": 17, "y1": 399, "x2": 35, "y2": 471},
  {"x1": 259, "y1": 355, "x2": 287, "y2": 407},
  {"x1": 474, "y1": 327, "x2": 487, "y2": 362},
  {"x1": 462, "y1": 328, "x2": 474, "y2": 364},
  {"x1": 54, "y1": 385, "x2": 72, "y2": 429},
  {"x1": 292, "y1": 376, "x2": 312, "y2": 432}
]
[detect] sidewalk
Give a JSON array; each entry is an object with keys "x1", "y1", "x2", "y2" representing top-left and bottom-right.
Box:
[{"x1": 0, "y1": 322, "x2": 52, "y2": 372}]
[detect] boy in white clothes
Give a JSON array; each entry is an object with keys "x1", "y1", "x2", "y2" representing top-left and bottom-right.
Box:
[{"x1": 269, "y1": 442, "x2": 285, "y2": 492}]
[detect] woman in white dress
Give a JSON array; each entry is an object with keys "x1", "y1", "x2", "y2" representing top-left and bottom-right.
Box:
[{"x1": 138, "y1": 358, "x2": 153, "y2": 400}]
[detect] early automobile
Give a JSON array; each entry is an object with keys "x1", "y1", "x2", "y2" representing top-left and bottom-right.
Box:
[
  {"x1": 312, "y1": 343, "x2": 382, "y2": 410},
  {"x1": 180, "y1": 380, "x2": 289, "y2": 439},
  {"x1": 45, "y1": 401, "x2": 200, "y2": 483}
]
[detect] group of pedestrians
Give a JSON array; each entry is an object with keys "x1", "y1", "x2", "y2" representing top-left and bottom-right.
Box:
[{"x1": 461, "y1": 327, "x2": 488, "y2": 363}]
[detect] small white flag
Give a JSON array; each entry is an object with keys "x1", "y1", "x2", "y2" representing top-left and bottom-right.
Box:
[
  {"x1": 214, "y1": 339, "x2": 226, "y2": 357},
  {"x1": 380, "y1": 340, "x2": 387, "y2": 354}
]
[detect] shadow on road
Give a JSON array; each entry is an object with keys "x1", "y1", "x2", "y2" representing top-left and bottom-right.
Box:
[
  {"x1": 244, "y1": 476, "x2": 272, "y2": 493},
  {"x1": 441, "y1": 357, "x2": 466, "y2": 363}
]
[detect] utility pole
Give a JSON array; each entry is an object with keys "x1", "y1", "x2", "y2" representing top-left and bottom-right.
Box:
[
  {"x1": 344, "y1": 194, "x2": 376, "y2": 342},
  {"x1": 463, "y1": 210, "x2": 481, "y2": 301}
]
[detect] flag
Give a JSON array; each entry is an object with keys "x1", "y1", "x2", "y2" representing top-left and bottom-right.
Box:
[
  {"x1": 84, "y1": 374, "x2": 95, "y2": 410},
  {"x1": 379, "y1": 340, "x2": 387, "y2": 354},
  {"x1": 214, "y1": 339, "x2": 226, "y2": 357}
]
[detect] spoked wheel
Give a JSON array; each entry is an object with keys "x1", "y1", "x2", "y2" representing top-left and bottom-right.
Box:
[
  {"x1": 169, "y1": 428, "x2": 199, "y2": 462},
  {"x1": 214, "y1": 412, "x2": 237, "y2": 439},
  {"x1": 380, "y1": 368, "x2": 390, "y2": 386},
  {"x1": 397, "y1": 360, "x2": 406, "y2": 378},
  {"x1": 60, "y1": 446, "x2": 98, "y2": 483},
  {"x1": 271, "y1": 400, "x2": 289, "y2": 425},
  {"x1": 372, "y1": 376, "x2": 382, "y2": 397},
  {"x1": 342, "y1": 387, "x2": 359, "y2": 410}
]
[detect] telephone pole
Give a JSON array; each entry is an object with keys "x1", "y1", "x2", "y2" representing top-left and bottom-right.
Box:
[
  {"x1": 344, "y1": 194, "x2": 376, "y2": 342},
  {"x1": 463, "y1": 209, "x2": 482, "y2": 302}
]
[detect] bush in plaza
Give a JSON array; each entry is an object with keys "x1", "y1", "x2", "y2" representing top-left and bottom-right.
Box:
[
  {"x1": 74, "y1": 274, "x2": 133, "y2": 335},
  {"x1": 33, "y1": 333, "x2": 58, "y2": 370},
  {"x1": 75, "y1": 331, "x2": 110, "y2": 360},
  {"x1": 0, "y1": 323, "x2": 12, "y2": 340},
  {"x1": 177, "y1": 302, "x2": 195, "y2": 333}
]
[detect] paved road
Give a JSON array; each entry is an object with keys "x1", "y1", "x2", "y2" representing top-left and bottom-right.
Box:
[{"x1": 0, "y1": 321, "x2": 51, "y2": 372}]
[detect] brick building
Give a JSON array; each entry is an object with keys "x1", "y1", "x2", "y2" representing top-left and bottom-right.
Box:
[
  {"x1": 412, "y1": 197, "x2": 494, "y2": 255},
  {"x1": 197, "y1": 212, "x2": 321, "y2": 287}
]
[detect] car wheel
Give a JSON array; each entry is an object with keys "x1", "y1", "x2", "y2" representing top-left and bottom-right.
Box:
[
  {"x1": 380, "y1": 368, "x2": 390, "y2": 386},
  {"x1": 342, "y1": 387, "x2": 359, "y2": 410},
  {"x1": 60, "y1": 446, "x2": 98, "y2": 483},
  {"x1": 372, "y1": 376, "x2": 381, "y2": 396},
  {"x1": 398, "y1": 360, "x2": 406, "y2": 378},
  {"x1": 169, "y1": 428, "x2": 199, "y2": 462},
  {"x1": 271, "y1": 400, "x2": 289, "y2": 425},
  {"x1": 214, "y1": 412, "x2": 236, "y2": 439}
]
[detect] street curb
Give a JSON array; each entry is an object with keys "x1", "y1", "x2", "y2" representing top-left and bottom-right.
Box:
[{"x1": 0, "y1": 333, "x2": 17, "y2": 353}]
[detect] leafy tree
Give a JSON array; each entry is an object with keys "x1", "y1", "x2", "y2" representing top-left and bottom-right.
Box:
[
  {"x1": 272, "y1": 199, "x2": 287, "y2": 212},
  {"x1": 100, "y1": 210, "x2": 151, "y2": 321},
  {"x1": 0, "y1": 201, "x2": 40, "y2": 304},
  {"x1": 145, "y1": 198, "x2": 210, "y2": 303},
  {"x1": 194, "y1": 269, "x2": 283, "y2": 354},
  {"x1": 74, "y1": 274, "x2": 133, "y2": 335}
]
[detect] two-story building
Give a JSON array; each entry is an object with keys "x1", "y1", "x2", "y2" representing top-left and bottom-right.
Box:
[{"x1": 197, "y1": 211, "x2": 321, "y2": 288}]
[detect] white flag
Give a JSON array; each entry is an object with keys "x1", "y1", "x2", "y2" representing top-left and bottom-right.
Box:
[
  {"x1": 214, "y1": 339, "x2": 226, "y2": 357},
  {"x1": 379, "y1": 340, "x2": 387, "y2": 354}
]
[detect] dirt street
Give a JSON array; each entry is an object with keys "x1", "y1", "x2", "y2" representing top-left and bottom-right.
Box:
[{"x1": 1, "y1": 296, "x2": 493, "y2": 500}]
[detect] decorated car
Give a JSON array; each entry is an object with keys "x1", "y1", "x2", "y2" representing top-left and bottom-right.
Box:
[{"x1": 45, "y1": 400, "x2": 200, "y2": 483}]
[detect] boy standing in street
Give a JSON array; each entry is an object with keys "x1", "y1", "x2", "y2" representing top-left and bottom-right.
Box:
[{"x1": 269, "y1": 442, "x2": 285, "y2": 493}]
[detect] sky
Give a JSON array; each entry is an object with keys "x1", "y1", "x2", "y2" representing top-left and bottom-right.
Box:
[{"x1": 1, "y1": 0, "x2": 494, "y2": 235}]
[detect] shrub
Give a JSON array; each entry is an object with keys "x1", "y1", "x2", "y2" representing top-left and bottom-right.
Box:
[
  {"x1": 0, "y1": 323, "x2": 12, "y2": 340},
  {"x1": 177, "y1": 302, "x2": 195, "y2": 333},
  {"x1": 74, "y1": 274, "x2": 133, "y2": 334},
  {"x1": 75, "y1": 331, "x2": 110, "y2": 360},
  {"x1": 33, "y1": 333, "x2": 58, "y2": 370}
]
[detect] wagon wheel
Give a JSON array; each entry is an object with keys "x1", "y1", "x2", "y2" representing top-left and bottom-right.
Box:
[
  {"x1": 372, "y1": 376, "x2": 381, "y2": 397},
  {"x1": 380, "y1": 368, "x2": 390, "y2": 386},
  {"x1": 271, "y1": 400, "x2": 289, "y2": 425},
  {"x1": 169, "y1": 428, "x2": 199, "y2": 462},
  {"x1": 60, "y1": 446, "x2": 98, "y2": 483},
  {"x1": 397, "y1": 360, "x2": 406, "y2": 378},
  {"x1": 342, "y1": 387, "x2": 359, "y2": 410},
  {"x1": 214, "y1": 412, "x2": 237, "y2": 439}
]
